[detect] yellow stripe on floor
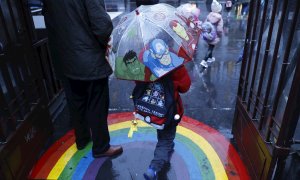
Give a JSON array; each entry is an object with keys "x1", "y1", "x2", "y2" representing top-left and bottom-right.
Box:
[{"x1": 47, "y1": 144, "x2": 77, "y2": 179}]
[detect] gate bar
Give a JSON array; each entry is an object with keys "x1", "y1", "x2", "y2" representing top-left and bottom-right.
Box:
[
  {"x1": 247, "y1": 1, "x2": 269, "y2": 112},
  {"x1": 267, "y1": 2, "x2": 300, "y2": 141},
  {"x1": 242, "y1": 0, "x2": 260, "y2": 102},
  {"x1": 237, "y1": 0, "x2": 256, "y2": 98},
  {"x1": 265, "y1": 0, "x2": 292, "y2": 141},
  {"x1": 249, "y1": 0, "x2": 269, "y2": 119},
  {"x1": 258, "y1": 0, "x2": 282, "y2": 132}
]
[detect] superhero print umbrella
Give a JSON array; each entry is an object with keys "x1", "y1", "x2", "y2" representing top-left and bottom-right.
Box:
[
  {"x1": 176, "y1": 3, "x2": 202, "y2": 36},
  {"x1": 108, "y1": 3, "x2": 200, "y2": 82}
]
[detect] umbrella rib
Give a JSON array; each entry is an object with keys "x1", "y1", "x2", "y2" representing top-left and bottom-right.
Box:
[
  {"x1": 116, "y1": 9, "x2": 189, "y2": 58},
  {"x1": 116, "y1": 15, "x2": 137, "y2": 57},
  {"x1": 138, "y1": 15, "x2": 147, "y2": 50}
]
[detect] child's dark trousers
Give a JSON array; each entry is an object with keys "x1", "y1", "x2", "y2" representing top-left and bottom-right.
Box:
[{"x1": 150, "y1": 124, "x2": 177, "y2": 172}]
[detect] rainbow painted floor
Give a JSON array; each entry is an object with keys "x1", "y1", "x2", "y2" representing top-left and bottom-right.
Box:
[{"x1": 29, "y1": 112, "x2": 249, "y2": 180}]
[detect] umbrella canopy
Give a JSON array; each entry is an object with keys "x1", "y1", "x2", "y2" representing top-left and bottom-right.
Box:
[
  {"x1": 177, "y1": 3, "x2": 201, "y2": 22},
  {"x1": 109, "y1": 3, "x2": 200, "y2": 82}
]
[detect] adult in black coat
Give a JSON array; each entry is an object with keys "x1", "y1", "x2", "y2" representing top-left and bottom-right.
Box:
[
  {"x1": 136, "y1": 0, "x2": 159, "y2": 7},
  {"x1": 43, "y1": 0, "x2": 123, "y2": 158}
]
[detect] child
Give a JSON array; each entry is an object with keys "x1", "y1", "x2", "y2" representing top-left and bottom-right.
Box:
[
  {"x1": 140, "y1": 65, "x2": 191, "y2": 180},
  {"x1": 200, "y1": 0, "x2": 224, "y2": 69}
]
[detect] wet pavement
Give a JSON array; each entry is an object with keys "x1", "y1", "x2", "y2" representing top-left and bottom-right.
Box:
[{"x1": 108, "y1": 1, "x2": 247, "y2": 139}]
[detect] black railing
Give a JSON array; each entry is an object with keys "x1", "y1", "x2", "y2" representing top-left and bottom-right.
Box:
[
  {"x1": 0, "y1": 0, "x2": 64, "y2": 179},
  {"x1": 233, "y1": 0, "x2": 300, "y2": 179}
]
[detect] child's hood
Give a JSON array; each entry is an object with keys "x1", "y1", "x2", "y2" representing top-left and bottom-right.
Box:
[{"x1": 211, "y1": 0, "x2": 222, "y2": 13}]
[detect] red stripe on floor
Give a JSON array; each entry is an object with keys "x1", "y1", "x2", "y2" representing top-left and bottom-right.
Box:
[
  {"x1": 180, "y1": 117, "x2": 250, "y2": 180},
  {"x1": 29, "y1": 130, "x2": 75, "y2": 179}
]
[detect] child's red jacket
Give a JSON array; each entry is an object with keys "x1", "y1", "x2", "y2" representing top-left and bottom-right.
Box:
[{"x1": 171, "y1": 65, "x2": 191, "y2": 117}]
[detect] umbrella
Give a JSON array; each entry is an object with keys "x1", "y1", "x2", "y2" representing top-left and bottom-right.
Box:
[
  {"x1": 176, "y1": 3, "x2": 202, "y2": 36},
  {"x1": 109, "y1": 3, "x2": 200, "y2": 82}
]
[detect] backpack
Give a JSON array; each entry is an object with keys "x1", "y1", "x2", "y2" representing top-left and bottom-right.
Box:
[
  {"x1": 132, "y1": 75, "x2": 179, "y2": 130},
  {"x1": 201, "y1": 21, "x2": 217, "y2": 42}
]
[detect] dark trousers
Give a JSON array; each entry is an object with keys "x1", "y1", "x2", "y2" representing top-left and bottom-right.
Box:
[
  {"x1": 150, "y1": 125, "x2": 177, "y2": 172},
  {"x1": 63, "y1": 77, "x2": 110, "y2": 154},
  {"x1": 204, "y1": 44, "x2": 215, "y2": 61}
]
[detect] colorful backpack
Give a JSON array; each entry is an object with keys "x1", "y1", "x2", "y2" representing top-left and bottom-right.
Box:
[
  {"x1": 201, "y1": 21, "x2": 217, "y2": 42},
  {"x1": 132, "y1": 76, "x2": 179, "y2": 130}
]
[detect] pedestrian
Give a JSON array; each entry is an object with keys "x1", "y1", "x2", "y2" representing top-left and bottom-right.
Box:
[
  {"x1": 43, "y1": 0, "x2": 123, "y2": 158},
  {"x1": 200, "y1": 0, "x2": 224, "y2": 69},
  {"x1": 132, "y1": 64, "x2": 191, "y2": 179},
  {"x1": 225, "y1": 0, "x2": 233, "y2": 13},
  {"x1": 136, "y1": 0, "x2": 159, "y2": 7}
]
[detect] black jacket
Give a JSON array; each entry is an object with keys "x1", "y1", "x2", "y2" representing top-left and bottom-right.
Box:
[
  {"x1": 136, "y1": 0, "x2": 159, "y2": 7},
  {"x1": 44, "y1": 0, "x2": 113, "y2": 80}
]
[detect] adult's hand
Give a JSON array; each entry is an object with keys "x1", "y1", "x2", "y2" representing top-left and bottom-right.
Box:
[
  {"x1": 105, "y1": 36, "x2": 113, "y2": 61},
  {"x1": 0, "y1": 42, "x2": 4, "y2": 54}
]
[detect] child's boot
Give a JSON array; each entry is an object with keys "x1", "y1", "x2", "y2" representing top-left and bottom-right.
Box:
[
  {"x1": 207, "y1": 57, "x2": 215, "y2": 63},
  {"x1": 143, "y1": 166, "x2": 157, "y2": 180},
  {"x1": 200, "y1": 60, "x2": 208, "y2": 68}
]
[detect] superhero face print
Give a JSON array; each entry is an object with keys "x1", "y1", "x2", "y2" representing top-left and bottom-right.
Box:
[
  {"x1": 146, "y1": 89, "x2": 151, "y2": 95},
  {"x1": 123, "y1": 50, "x2": 144, "y2": 75},
  {"x1": 153, "y1": 90, "x2": 159, "y2": 97},
  {"x1": 150, "y1": 98, "x2": 156, "y2": 104},
  {"x1": 157, "y1": 100, "x2": 164, "y2": 107},
  {"x1": 170, "y1": 20, "x2": 189, "y2": 41},
  {"x1": 150, "y1": 39, "x2": 172, "y2": 66},
  {"x1": 142, "y1": 96, "x2": 150, "y2": 102},
  {"x1": 141, "y1": 83, "x2": 165, "y2": 107},
  {"x1": 143, "y1": 38, "x2": 184, "y2": 78},
  {"x1": 126, "y1": 56, "x2": 143, "y2": 75}
]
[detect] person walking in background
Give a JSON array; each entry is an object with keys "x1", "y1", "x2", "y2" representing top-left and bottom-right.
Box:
[
  {"x1": 43, "y1": 0, "x2": 123, "y2": 158},
  {"x1": 200, "y1": 0, "x2": 224, "y2": 69},
  {"x1": 225, "y1": 0, "x2": 233, "y2": 13}
]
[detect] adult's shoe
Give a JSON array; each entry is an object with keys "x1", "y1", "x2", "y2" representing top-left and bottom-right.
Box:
[
  {"x1": 143, "y1": 167, "x2": 157, "y2": 180},
  {"x1": 207, "y1": 57, "x2": 215, "y2": 63},
  {"x1": 93, "y1": 145, "x2": 123, "y2": 158}
]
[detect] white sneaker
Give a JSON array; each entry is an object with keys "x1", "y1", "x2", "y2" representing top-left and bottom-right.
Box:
[
  {"x1": 207, "y1": 57, "x2": 215, "y2": 63},
  {"x1": 200, "y1": 60, "x2": 208, "y2": 68}
]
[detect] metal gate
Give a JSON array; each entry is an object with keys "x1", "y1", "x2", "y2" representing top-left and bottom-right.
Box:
[
  {"x1": 232, "y1": 0, "x2": 300, "y2": 179},
  {"x1": 0, "y1": 0, "x2": 63, "y2": 179}
]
